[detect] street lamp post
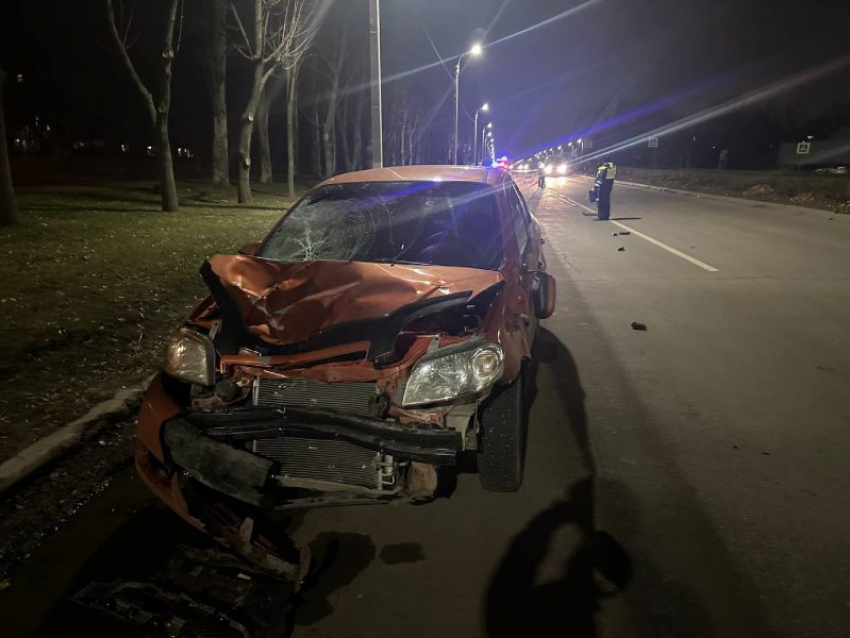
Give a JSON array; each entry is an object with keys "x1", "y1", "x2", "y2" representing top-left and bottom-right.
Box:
[
  {"x1": 453, "y1": 43, "x2": 482, "y2": 165},
  {"x1": 481, "y1": 122, "x2": 493, "y2": 164},
  {"x1": 473, "y1": 103, "x2": 489, "y2": 167},
  {"x1": 368, "y1": 0, "x2": 383, "y2": 168}
]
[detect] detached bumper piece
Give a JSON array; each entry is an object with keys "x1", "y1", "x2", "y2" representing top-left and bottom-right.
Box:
[
  {"x1": 184, "y1": 407, "x2": 460, "y2": 465},
  {"x1": 162, "y1": 408, "x2": 460, "y2": 509}
]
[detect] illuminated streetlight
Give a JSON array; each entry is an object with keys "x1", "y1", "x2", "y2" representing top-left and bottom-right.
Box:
[{"x1": 453, "y1": 42, "x2": 483, "y2": 164}]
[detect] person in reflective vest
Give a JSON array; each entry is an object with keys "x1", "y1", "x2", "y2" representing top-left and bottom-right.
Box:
[{"x1": 594, "y1": 158, "x2": 617, "y2": 220}]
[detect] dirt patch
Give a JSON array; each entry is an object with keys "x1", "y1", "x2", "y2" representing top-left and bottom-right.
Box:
[
  {"x1": 0, "y1": 416, "x2": 139, "y2": 581},
  {"x1": 744, "y1": 184, "x2": 776, "y2": 197}
]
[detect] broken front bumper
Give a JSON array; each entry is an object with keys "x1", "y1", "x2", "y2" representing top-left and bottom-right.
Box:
[{"x1": 147, "y1": 404, "x2": 460, "y2": 511}]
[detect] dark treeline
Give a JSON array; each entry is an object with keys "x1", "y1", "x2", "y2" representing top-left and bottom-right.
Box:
[{"x1": 0, "y1": 0, "x2": 458, "y2": 214}]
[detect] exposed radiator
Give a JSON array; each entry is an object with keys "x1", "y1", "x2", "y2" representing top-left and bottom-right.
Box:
[
  {"x1": 253, "y1": 436, "x2": 392, "y2": 490},
  {"x1": 253, "y1": 378, "x2": 379, "y2": 416}
]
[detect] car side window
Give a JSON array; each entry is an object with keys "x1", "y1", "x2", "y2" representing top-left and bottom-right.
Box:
[{"x1": 507, "y1": 185, "x2": 530, "y2": 257}]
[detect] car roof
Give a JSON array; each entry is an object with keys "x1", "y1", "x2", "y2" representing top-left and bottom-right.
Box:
[{"x1": 319, "y1": 165, "x2": 510, "y2": 188}]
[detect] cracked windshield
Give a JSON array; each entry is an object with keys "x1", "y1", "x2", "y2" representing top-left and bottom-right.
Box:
[{"x1": 260, "y1": 182, "x2": 504, "y2": 269}]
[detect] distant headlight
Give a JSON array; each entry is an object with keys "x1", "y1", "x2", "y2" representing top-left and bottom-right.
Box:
[
  {"x1": 164, "y1": 328, "x2": 215, "y2": 386},
  {"x1": 558, "y1": 163, "x2": 568, "y2": 174},
  {"x1": 544, "y1": 165, "x2": 552, "y2": 175},
  {"x1": 401, "y1": 341, "x2": 504, "y2": 407}
]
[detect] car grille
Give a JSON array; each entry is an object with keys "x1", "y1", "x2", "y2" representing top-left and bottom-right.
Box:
[
  {"x1": 253, "y1": 378, "x2": 379, "y2": 416},
  {"x1": 253, "y1": 437, "x2": 387, "y2": 490}
]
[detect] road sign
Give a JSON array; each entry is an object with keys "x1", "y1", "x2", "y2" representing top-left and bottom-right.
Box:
[
  {"x1": 796, "y1": 141, "x2": 811, "y2": 155},
  {"x1": 648, "y1": 137, "x2": 659, "y2": 148}
]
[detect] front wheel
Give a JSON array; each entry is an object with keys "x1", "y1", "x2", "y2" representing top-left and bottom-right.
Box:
[{"x1": 478, "y1": 376, "x2": 525, "y2": 492}]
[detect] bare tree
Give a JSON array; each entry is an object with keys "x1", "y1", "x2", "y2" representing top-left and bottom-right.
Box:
[
  {"x1": 231, "y1": 0, "x2": 321, "y2": 203},
  {"x1": 315, "y1": 11, "x2": 348, "y2": 178},
  {"x1": 384, "y1": 87, "x2": 423, "y2": 167},
  {"x1": 106, "y1": 0, "x2": 180, "y2": 212},
  {"x1": 0, "y1": 66, "x2": 18, "y2": 227},
  {"x1": 340, "y1": 85, "x2": 367, "y2": 172},
  {"x1": 255, "y1": 86, "x2": 273, "y2": 183},
  {"x1": 297, "y1": 68, "x2": 324, "y2": 178},
  {"x1": 285, "y1": 64, "x2": 301, "y2": 198},
  {"x1": 206, "y1": 0, "x2": 229, "y2": 185},
  {"x1": 282, "y1": 1, "x2": 321, "y2": 198}
]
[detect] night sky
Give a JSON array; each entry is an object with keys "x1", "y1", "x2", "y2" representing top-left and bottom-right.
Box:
[
  {"x1": 1, "y1": 0, "x2": 848, "y2": 162},
  {"x1": 381, "y1": 0, "x2": 850, "y2": 157}
]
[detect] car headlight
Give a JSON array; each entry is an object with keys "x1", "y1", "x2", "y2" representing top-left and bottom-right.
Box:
[
  {"x1": 558, "y1": 164, "x2": 568, "y2": 174},
  {"x1": 544, "y1": 165, "x2": 552, "y2": 174},
  {"x1": 401, "y1": 341, "x2": 504, "y2": 407},
  {"x1": 164, "y1": 328, "x2": 216, "y2": 386}
]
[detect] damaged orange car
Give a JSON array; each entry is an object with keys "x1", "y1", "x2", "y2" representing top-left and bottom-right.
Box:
[{"x1": 136, "y1": 165, "x2": 556, "y2": 533}]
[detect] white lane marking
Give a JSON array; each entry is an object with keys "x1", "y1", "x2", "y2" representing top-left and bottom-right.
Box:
[{"x1": 563, "y1": 196, "x2": 721, "y2": 273}]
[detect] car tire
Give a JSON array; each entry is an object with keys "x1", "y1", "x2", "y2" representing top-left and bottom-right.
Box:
[{"x1": 478, "y1": 375, "x2": 525, "y2": 492}]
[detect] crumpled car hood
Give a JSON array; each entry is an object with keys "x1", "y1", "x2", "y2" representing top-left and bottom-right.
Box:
[{"x1": 206, "y1": 255, "x2": 505, "y2": 346}]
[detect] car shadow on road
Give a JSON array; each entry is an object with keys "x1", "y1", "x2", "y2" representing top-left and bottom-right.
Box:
[
  {"x1": 485, "y1": 329, "x2": 632, "y2": 637},
  {"x1": 532, "y1": 327, "x2": 594, "y2": 474}
]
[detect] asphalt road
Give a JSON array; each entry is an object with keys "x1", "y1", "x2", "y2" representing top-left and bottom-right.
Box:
[
  {"x1": 279, "y1": 180, "x2": 850, "y2": 638},
  {"x1": 2, "y1": 178, "x2": 849, "y2": 637}
]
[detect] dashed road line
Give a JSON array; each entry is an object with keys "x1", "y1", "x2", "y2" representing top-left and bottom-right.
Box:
[{"x1": 561, "y1": 196, "x2": 721, "y2": 273}]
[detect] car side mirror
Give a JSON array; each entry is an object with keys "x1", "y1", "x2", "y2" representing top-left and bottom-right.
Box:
[
  {"x1": 533, "y1": 272, "x2": 557, "y2": 319},
  {"x1": 238, "y1": 241, "x2": 261, "y2": 256}
]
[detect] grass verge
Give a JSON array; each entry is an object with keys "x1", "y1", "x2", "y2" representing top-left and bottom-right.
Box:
[
  {"x1": 617, "y1": 168, "x2": 850, "y2": 213},
  {"x1": 0, "y1": 180, "x2": 297, "y2": 463}
]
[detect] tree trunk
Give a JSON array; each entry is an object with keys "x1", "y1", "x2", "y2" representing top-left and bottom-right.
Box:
[
  {"x1": 351, "y1": 95, "x2": 365, "y2": 171},
  {"x1": 338, "y1": 107, "x2": 351, "y2": 173},
  {"x1": 409, "y1": 110, "x2": 418, "y2": 164},
  {"x1": 323, "y1": 127, "x2": 335, "y2": 177},
  {"x1": 237, "y1": 114, "x2": 254, "y2": 203},
  {"x1": 400, "y1": 117, "x2": 408, "y2": 165},
  {"x1": 153, "y1": 0, "x2": 179, "y2": 212},
  {"x1": 322, "y1": 40, "x2": 344, "y2": 177},
  {"x1": 105, "y1": 0, "x2": 180, "y2": 212},
  {"x1": 156, "y1": 113, "x2": 179, "y2": 211},
  {"x1": 155, "y1": 0, "x2": 179, "y2": 213},
  {"x1": 0, "y1": 67, "x2": 19, "y2": 226},
  {"x1": 312, "y1": 98, "x2": 322, "y2": 177},
  {"x1": 236, "y1": 0, "x2": 266, "y2": 204},
  {"x1": 255, "y1": 88, "x2": 272, "y2": 184},
  {"x1": 286, "y1": 68, "x2": 298, "y2": 199},
  {"x1": 209, "y1": 0, "x2": 228, "y2": 185}
]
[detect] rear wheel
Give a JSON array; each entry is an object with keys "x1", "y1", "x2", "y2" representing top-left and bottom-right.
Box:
[{"x1": 478, "y1": 376, "x2": 524, "y2": 492}]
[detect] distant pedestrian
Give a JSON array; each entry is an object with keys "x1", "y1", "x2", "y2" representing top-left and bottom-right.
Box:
[
  {"x1": 537, "y1": 162, "x2": 546, "y2": 188},
  {"x1": 594, "y1": 157, "x2": 617, "y2": 220}
]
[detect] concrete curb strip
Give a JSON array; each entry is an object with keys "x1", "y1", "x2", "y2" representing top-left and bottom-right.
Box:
[{"x1": 0, "y1": 375, "x2": 155, "y2": 497}]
